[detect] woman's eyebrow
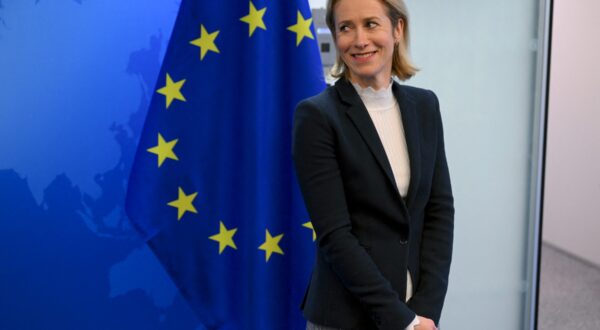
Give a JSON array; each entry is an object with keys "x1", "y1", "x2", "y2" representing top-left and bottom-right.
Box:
[{"x1": 337, "y1": 16, "x2": 381, "y2": 25}]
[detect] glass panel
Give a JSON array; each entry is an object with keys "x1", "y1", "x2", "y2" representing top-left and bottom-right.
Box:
[{"x1": 403, "y1": 1, "x2": 545, "y2": 328}]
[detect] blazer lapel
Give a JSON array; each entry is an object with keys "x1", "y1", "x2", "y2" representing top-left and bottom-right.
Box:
[
  {"x1": 336, "y1": 78, "x2": 399, "y2": 197},
  {"x1": 392, "y1": 83, "x2": 421, "y2": 208},
  {"x1": 335, "y1": 78, "x2": 422, "y2": 210}
]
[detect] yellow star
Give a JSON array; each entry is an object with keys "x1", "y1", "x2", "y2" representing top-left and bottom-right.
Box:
[
  {"x1": 286, "y1": 11, "x2": 314, "y2": 46},
  {"x1": 209, "y1": 221, "x2": 238, "y2": 254},
  {"x1": 167, "y1": 187, "x2": 198, "y2": 221},
  {"x1": 258, "y1": 229, "x2": 284, "y2": 262},
  {"x1": 156, "y1": 73, "x2": 186, "y2": 109},
  {"x1": 240, "y1": 2, "x2": 267, "y2": 37},
  {"x1": 190, "y1": 24, "x2": 220, "y2": 60},
  {"x1": 147, "y1": 133, "x2": 179, "y2": 167},
  {"x1": 302, "y1": 221, "x2": 316, "y2": 242}
]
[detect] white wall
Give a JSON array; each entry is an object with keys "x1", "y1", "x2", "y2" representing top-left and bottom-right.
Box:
[
  {"x1": 543, "y1": 0, "x2": 600, "y2": 266},
  {"x1": 308, "y1": 0, "x2": 326, "y2": 8}
]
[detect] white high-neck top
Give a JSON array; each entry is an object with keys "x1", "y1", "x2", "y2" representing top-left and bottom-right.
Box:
[{"x1": 352, "y1": 81, "x2": 411, "y2": 198}]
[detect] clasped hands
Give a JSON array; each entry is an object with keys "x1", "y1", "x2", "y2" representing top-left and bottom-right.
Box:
[{"x1": 415, "y1": 316, "x2": 437, "y2": 330}]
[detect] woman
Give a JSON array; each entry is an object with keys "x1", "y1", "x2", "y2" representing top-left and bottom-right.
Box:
[{"x1": 292, "y1": 0, "x2": 454, "y2": 329}]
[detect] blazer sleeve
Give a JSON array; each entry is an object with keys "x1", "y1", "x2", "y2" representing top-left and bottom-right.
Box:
[
  {"x1": 292, "y1": 99, "x2": 416, "y2": 330},
  {"x1": 407, "y1": 91, "x2": 454, "y2": 325}
]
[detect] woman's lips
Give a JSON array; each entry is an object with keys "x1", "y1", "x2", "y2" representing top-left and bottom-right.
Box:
[{"x1": 351, "y1": 50, "x2": 377, "y2": 61}]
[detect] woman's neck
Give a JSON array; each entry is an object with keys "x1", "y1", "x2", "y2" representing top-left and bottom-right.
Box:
[{"x1": 348, "y1": 73, "x2": 392, "y2": 91}]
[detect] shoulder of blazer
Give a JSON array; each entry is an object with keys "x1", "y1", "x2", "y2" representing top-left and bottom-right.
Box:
[
  {"x1": 392, "y1": 82, "x2": 441, "y2": 129},
  {"x1": 397, "y1": 83, "x2": 439, "y2": 108},
  {"x1": 297, "y1": 84, "x2": 339, "y2": 110}
]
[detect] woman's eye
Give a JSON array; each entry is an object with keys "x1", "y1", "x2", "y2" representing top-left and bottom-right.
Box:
[
  {"x1": 366, "y1": 21, "x2": 378, "y2": 28},
  {"x1": 339, "y1": 25, "x2": 349, "y2": 32}
]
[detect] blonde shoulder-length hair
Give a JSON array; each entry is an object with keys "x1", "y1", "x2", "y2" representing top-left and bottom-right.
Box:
[{"x1": 325, "y1": 0, "x2": 418, "y2": 81}]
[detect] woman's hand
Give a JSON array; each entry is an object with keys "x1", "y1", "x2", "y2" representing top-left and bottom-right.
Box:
[{"x1": 415, "y1": 316, "x2": 437, "y2": 330}]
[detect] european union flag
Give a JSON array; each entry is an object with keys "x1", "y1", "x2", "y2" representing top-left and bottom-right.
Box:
[{"x1": 126, "y1": 0, "x2": 325, "y2": 328}]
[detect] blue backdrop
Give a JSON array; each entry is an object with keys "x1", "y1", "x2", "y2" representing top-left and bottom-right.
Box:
[{"x1": 0, "y1": 1, "x2": 204, "y2": 328}]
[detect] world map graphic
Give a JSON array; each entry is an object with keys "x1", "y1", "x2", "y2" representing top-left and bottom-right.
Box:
[{"x1": 0, "y1": 1, "x2": 203, "y2": 328}]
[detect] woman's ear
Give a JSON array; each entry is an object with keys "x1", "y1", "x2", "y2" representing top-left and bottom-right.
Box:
[{"x1": 393, "y1": 19, "x2": 404, "y2": 43}]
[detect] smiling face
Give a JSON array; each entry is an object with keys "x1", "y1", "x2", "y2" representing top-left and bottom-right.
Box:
[{"x1": 333, "y1": 0, "x2": 403, "y2": 89}]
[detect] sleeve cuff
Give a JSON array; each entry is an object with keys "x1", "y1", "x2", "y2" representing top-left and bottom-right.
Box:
[{"x1": 404, "y1": 315, "x2": 420, "y2": 330}]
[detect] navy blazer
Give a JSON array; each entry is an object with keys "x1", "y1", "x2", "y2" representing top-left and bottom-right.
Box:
[{"x1": 292, "y1": 78, "x2": 454, "y2": 330}]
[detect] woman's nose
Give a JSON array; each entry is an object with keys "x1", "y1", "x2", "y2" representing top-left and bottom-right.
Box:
[{"x1": 353, "y1": 28, "x2": 369, "y2": 48}]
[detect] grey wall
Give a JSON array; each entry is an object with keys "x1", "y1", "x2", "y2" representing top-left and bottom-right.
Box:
[{"x1": 543, "y1": 0, "x2": 600, "y2": 266}]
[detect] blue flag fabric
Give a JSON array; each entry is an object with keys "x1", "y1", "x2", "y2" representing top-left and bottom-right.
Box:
[{"x1": 126, "y1": 0, "x2": 325, "y2": 328}]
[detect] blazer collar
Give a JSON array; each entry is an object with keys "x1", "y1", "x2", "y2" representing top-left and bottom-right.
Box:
[{"x1": 335, "y1": 78, "x2": 422, "y2": 209}]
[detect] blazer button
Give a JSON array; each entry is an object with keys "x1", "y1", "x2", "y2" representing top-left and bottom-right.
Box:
[{"x1": 399, "y1": 238, "x2": 409, "y2": 245}]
